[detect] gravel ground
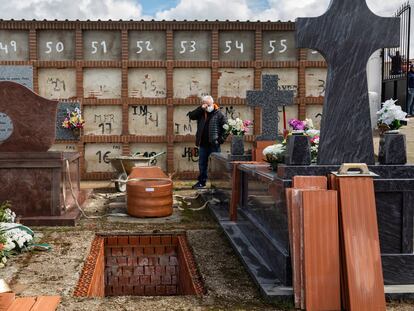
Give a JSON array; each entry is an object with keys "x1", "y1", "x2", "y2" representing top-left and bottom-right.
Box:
[{"x1": 2, "y1": 187, "x2": 414, "y2": 310}]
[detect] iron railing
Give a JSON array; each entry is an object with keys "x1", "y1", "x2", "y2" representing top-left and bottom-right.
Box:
[{"x1": 382, "y1": 2, "x2": 411, "y2": 107}]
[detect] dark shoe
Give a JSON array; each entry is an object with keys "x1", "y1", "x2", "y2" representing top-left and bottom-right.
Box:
[{"x1": 192, "y1": 182, "x2": 206, "y2": 189}]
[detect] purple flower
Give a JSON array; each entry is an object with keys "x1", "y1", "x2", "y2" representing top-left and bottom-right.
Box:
[{"x1": 288, "y1": 119, "x2": 305, "y2": 131}]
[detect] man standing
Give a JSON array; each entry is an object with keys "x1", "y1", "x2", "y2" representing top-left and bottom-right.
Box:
[
  {"x1": 408, "y1": 64, "x2": 414, "y2": 116},
  {"x1": 188, "y1": 96, "x2": 227, "y2": 189},
  {"x1": 390, "y1": 51, "x2": 403, "y2": 75}
]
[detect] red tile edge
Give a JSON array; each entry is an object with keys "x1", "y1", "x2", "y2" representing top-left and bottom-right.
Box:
[
  {"x1": 177, "y1": 235, "x2": 205, "y2": 296},
  {"x1": 73, "y1": 236, "x2": 105, "y2": 297}
]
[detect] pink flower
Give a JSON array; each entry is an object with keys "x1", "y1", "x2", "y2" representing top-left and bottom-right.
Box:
[{"x1": 311, "y1": 135, "x2": 320, "y2": 144}]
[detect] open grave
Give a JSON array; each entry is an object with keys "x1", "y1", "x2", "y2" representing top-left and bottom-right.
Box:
[{"x1": 74, "y1": 232, "x2": 204, "y2": 297}]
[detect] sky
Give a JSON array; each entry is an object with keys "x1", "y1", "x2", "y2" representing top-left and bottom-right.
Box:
[
  {"x1": 0, "y1": 0, "x2": 406, "y2": 22},
  {"x1": 0, "y1": 0, "x2": 411, "y2": 55}
]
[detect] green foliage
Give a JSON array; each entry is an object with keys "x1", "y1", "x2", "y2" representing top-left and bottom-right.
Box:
[
  {"x1": 0, "y1": 201, "x2": 16, "y2": 224},
  {"x1": 0, "y1": 201, "x2": 12, "y2": 222}
]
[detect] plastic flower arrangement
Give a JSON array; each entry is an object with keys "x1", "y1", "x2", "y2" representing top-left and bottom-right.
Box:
[
  {"x1": 62, "y1": 108, "x2": 85, "y2": 130},
  {"x1": 223, "y1": 118, "x2": 253, "y2": 136},
  {"x1": 0, "y1": 201, "x2": 34, "y2": 269},
  {"x1": 0, "y1": 201, "x2": 15, "y2": 223},
  {"x1": 288, "y1": 118, "x2": 317, "y2": 132},
  {"x1": 263, "y1": 143, "x2": 286, "y2": 170},
  {"x1": 288, "y1": 119, "x2": 307, "y2": 131},
  {"x1": 309, "y1": 135, "x2": 320, "y2": 162},
  {"x1": 377, "y1": 99, "x2": 408, "y2": 134}
]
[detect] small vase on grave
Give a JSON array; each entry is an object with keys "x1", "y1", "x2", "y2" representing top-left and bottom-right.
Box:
[
  {"x1": 285, "y1": 133, "x2": 311, "y2": 165},
  {"x1": 231, "y1": 135, "x2": 244, "y2": 156},
  {"x1": 378, "y1": 131, "x2": 407, "y2": 165}
]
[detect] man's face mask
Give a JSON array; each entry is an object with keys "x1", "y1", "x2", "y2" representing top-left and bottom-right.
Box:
[{"x1": 206, "y1": 105, "x2": 214, "y2": 113}]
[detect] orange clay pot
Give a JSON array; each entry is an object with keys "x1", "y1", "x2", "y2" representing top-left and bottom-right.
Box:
[{"x1": 127, "y1": 167, "x2": 173, "y2": 218}]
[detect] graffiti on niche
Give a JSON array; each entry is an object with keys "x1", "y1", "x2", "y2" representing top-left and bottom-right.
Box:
[
  {"x1": 47, "y1": 77, "x2": 66, "y2": 92},
  {"x1": 94, "y1": 114, "x2": 115, "y2": 135},
  {"x1": 181, "y1": 147, "x2": 199, "y2": 162},
  {"x1": 131, "y1": 105, "x2": 159, "y2": 127},
  {"x1": 95, "y1": 145, "x2": 121, "y2": 164},
  {"x1": 130, "y1": 74, "x2": 165, "y2": 98},
  {"x1": 133, "y1": 151, "x2": 159, "y2": 165}
]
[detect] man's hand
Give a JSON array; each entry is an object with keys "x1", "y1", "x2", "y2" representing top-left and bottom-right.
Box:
[{"x1": 201, "y1": 103, "x2": 208, "y2": 110}]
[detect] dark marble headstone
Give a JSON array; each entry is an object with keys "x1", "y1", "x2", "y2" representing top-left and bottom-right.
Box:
[
  {"x1": 0, "y1": 66, "x2": 33, "y2": 90},
  {"x1": 296, "y1": 0, "x2": 400, "y2": 164},
  {"x1": 378, "y1": 133, "x2": 407, "y2": 165},
  {"x1": 56, "y1": 101, "x2": 81, "y2": 141},
  {"x1": 246, "y1": 75, "x2": 294, "y2": 141},
  {"x1": 0, "y1": 81, "x2": 58, "y2": 152},
  {"x1": 285, "y1": 134, "x2": 311, "y2": 165}
]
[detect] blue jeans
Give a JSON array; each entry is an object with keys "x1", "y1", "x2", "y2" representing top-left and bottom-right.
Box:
[
  {"x1": 198, "y1": 145, "x2": 221, "y2": 185},
  {"x1": 408, "y1": 88, "x2": 414, "y2": 115}
]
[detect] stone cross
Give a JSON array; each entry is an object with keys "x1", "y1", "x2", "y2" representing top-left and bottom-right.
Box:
[
  {"x1": 296, "y1": 0, "x2": 400, "y2": 165},
  {"x1": 246, "y1": 75, "x2": 294, "y2": 141}
]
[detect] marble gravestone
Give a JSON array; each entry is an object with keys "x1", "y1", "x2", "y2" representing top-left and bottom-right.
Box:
[
  {"x1": 246, "y1": 75, "x2": 294, "y2": 141},
  {"x1": 0, "y1": 66, "x2": 33, "y2": 90},
  {"x1": 0, "y1": 81, "x2": 83, "y2": 226},
  {"x1": 0, "y1": 66, "x2": 78, "y2": 141},
  {"x1": 0, "y1": 81, "x2": 57, "y2": 151},
  {"x1": 296, "y1": 0, "x2": 400, "y2": 165}
]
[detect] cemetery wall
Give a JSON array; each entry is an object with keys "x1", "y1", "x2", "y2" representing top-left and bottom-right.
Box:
[{"x1": 0, "y1": 21, "x2": 327, "y2": 180}]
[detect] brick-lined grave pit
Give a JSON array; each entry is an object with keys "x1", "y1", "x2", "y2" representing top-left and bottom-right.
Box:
[{"x1": 74, "y1": 233, "x2": 204, "y2": 297}]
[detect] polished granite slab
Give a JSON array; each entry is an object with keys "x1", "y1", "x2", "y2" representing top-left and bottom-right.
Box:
[{"x1": 296, "y1": 0, "x2": 400, "y2": 164}]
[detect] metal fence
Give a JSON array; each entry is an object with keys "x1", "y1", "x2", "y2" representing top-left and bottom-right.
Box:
[{"x1": 382, "y1": 2, "x2": 411, "y2": 108}]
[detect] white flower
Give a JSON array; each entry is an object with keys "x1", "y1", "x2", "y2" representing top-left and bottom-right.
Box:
[
  {"x1": 1, "y1": 257, "x2": 7, "y2": 264},
  {"x1": 16, "y1": 237, "x2": 25, "y2": 248},
  {"x1": 2, "y1": 208, "x2": 16, "y2": 223},
  {"x1": 0, "y1": 223, "x2": 34, "y2": 250},
  {"x1": 305, "y1": 118, "x2": 314, "y2": 129},
  {"x1": 263, "y1": 145, "x2": 273, "y2": 156},
  {"x1": 263, "y1": 144, "x2": 286, "y2": 157},
  {"x1": 4, "y1": 240, "x2": 15, "y2": 251},
  {"x1": 377, "y1": 99, "x2": 407, "y2": 126}
]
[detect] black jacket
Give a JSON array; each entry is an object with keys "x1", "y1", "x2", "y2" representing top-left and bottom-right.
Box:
[
  {"x1": 187, "y1": 105, "x2": 228, "y2": 147},
  {"x1": 409, "y1": 71, "x2": 414, "y2": 88}
]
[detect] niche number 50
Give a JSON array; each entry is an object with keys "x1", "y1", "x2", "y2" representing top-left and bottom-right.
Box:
[{"x1": 45, "y1": 41, "x2": 64, "y2": 54}]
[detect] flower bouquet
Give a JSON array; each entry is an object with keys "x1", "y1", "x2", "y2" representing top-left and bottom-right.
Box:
[
  {"x1": 263, "y1": 143, "x2": 286, "y2": 171},
  {"x1": 0, "y1": 201, "x2": 34, "y2": 268},
  {"x1": 288, "y1": 118, "x2": 307, "y2": 133},
  {"x1": 62, "y1": 107, "x2": 85, "y2": 136},
  {"x1": 223, "y1": 118, "x2": 253, "y2": 155},
  {"x1": 223, "y1": 118, "x2": 253, "y2": 136},
  {"x1": 377, "y1": 99, "x2": 408, "y2": 134}
]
